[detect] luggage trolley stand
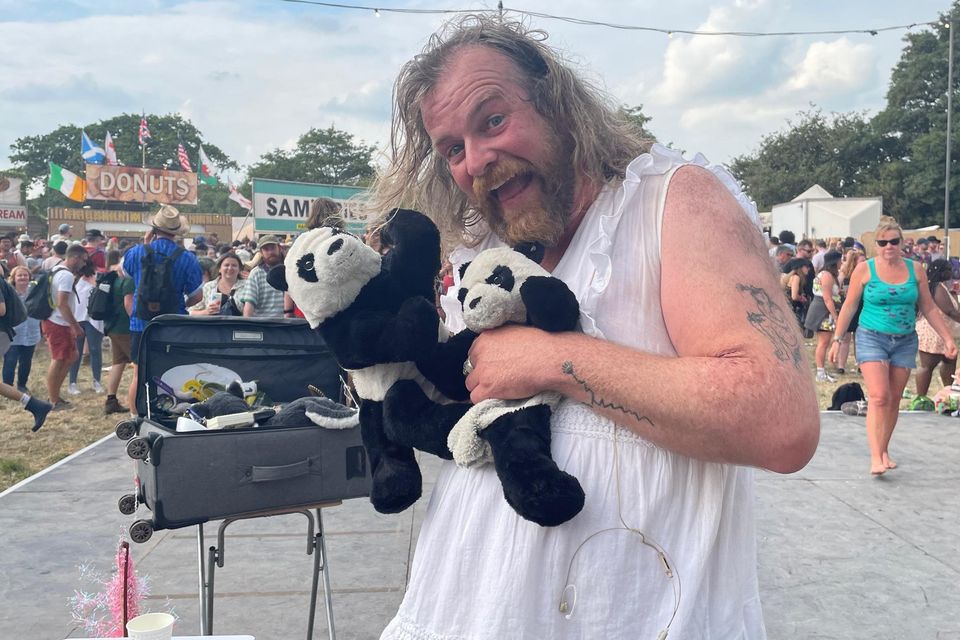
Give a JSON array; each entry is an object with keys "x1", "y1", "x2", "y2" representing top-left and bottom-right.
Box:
[{"x1": 197, "y1": 502, "x2": 340, "y2": 639}]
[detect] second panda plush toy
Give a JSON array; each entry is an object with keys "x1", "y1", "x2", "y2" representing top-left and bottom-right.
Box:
[{"x1": 390, "y1": 245, "x2": 586, "y2": 527}]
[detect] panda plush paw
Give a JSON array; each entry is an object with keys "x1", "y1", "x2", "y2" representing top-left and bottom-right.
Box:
[
  {"x1": 393, "y1": 296, "x2": 441, "y2": 360},
  {"x1": 368, "y1": 449, "x2": 424, "y2": 514},
  {"x1": 383, "y1": 379, "x2": 463, "y2": 460},
  {"x1": 481, "y1": 404, "x2": 585, "y2": 527}
]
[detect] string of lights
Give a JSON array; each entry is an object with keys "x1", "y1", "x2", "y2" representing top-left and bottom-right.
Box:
[{"x1": 276, "y1": 0, "x2": 945, "y2": 37}]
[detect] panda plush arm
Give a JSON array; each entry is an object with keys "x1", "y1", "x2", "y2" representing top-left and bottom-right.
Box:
[
  {"x1": 415, "y1": 328, "x2": 477, "y2": 402},
  {"x1": 321, "y1": 280, "x2": 440, "y2": 368},
  {"x1": 520, "y1": 276, "x2": 580, "y2": 333}
]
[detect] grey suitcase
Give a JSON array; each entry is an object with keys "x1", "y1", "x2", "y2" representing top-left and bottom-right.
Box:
[{"x1": 115, "y1": 315, "x2": 371, "y2": 541}]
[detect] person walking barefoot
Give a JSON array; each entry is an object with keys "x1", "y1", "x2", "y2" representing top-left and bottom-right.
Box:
[{"x1": 830, "y1": 219, "x2": 958, "y2": 475}]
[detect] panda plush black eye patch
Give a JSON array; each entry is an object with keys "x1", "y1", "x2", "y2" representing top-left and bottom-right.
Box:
[
  {"x1": 327, "y1": 238, "x2": 344, "y2": 255},
  {"x1": 297, "y1": 253, "x2": 319, "y2": 282},
  {"x1": 486, "y1": 265, "x2": 515, "y2": 291}
]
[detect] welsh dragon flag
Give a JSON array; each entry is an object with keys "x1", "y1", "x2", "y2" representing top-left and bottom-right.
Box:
[{"x1": 197, "y1": 145, "x2": 217, "y2": 185}]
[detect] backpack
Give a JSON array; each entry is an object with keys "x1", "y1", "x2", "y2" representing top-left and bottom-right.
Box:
[
  {"x1": 87, "y1": 270, "x2": 119, "y2": 321},
  {"x1": 828, "y1": 382, "x2": 865, "y2": 410},
  {"x1": 25, "y1": 266, "x2": 71, "y2": 320},
  {"x1": 136, "y1": 245, "x2": 185, "y2": 320},
  {"x1": 1, "y1": 278, "x2": 27, "y2": 329}
]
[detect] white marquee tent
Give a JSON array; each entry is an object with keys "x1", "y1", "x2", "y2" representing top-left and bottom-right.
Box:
[{"x1": 770, "y1": 185, "x2": 882, "y2": 240}]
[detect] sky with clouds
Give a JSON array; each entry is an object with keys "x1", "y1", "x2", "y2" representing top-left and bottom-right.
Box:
[{"x1": 0, "y1": 0, "x2": 952, "y2": 178}]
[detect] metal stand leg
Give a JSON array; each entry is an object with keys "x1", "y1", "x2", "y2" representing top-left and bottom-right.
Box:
[
  {"x1": 315, "y1": 508, "x2": 336, "y2": 640},
  {"x1": 196, "y1": 505, "x2": 339, "y2": 640},
  {"x1": 197, "y1": 524, "x2": 208, "y2": 635}
]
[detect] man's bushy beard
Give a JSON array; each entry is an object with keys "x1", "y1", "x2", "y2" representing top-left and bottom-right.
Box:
[
  {"x1": 263, "y1": 252, "x2": 283, "y2": 267},
  {"x1": 470, "y1": 136, "x2": 576, "y2": 247}
]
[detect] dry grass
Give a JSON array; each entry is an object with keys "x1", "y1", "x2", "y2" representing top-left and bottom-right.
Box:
[
  {"x1": 0, "y1": 340, "x2": 135, "y2": 492},
  {"x1": 0, "y1": 335, "x2": 930, "y2": 493}
]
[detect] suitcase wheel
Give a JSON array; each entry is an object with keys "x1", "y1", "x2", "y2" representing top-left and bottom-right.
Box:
[
  {"x1": 118, "y1": 494, "x2": 138, "y2": 515},
  {"x1": 126, "y1": 437, "x2": 151, "y2": 460},
  {"x1": 115, "y1": 419, "x2": 138, "y2": 441},
  {"x1": 129, "y1": 519, "x2": 154, "y2": 544}
]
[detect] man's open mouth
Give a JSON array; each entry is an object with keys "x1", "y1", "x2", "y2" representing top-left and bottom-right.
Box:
[{"x1": 491, "y1": 172, "x2": 533, "y2": 204}]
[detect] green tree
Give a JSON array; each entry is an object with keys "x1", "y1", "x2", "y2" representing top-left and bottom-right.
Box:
[
  {"x1": 618, "y1": 104, "x2": 657, "y2": 141},
  {"x1": 730, "y1": 2, "x2": 960, "y2": 229},
  {"x1": 246, "y1": 126, "x2": 376, "y2": 186},
  {"x1": 730, "y1": 109, "x2": 892, "y2": 212},
  {"x1": 8, "y1": 113, "x2": 239, "y2": 220}
]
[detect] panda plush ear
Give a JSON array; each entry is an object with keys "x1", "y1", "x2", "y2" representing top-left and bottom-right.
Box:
[
  {"x1": 513, "y1": 242, "x2": 545, "y2": 265},
  {"x1": 267, "y1": 264, "x2": 288, "y2": 292},
  {"x1": 458, "y1": 261, "x2": 472, "y2": 280}
]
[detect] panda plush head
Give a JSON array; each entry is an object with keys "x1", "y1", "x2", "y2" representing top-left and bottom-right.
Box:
[
  {"x1": 276, "y1": 227, "x2": 381, "y2": 328},
  {"x1": 457, "y1": 247, "x2": 551, "y2": 332}
]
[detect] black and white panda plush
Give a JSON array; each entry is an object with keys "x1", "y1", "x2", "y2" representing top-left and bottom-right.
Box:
[
  {"x1": 268, "y1": 209, "x2": 465, "y2": 514},
  {"x1": 390, "y1": 245, "x2": 586, "y2": 527}
]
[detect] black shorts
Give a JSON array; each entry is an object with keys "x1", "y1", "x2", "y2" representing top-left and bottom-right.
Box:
[{"x1": 130, "y1": 331, "x2": 143, "y2": 366}]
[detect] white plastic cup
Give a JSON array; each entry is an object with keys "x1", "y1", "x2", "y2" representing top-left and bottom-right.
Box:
[{"x1": 125, "y1": 612, "x2": 175, "y2": 640}]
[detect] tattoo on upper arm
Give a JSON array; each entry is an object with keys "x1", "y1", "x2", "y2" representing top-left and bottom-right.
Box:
[
  {"x1": 735, "y1": 283, "x2": 803, "y2": 369},
  {"x1": 561, "y1": 361, "x2": 653, "y2": 426}
]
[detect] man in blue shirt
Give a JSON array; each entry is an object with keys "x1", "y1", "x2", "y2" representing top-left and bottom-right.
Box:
[{"x1": 121, "y1": 205, "x2": 203, "y2": 415}]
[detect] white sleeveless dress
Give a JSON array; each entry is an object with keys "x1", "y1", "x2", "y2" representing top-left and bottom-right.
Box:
[{"x1": 382, "y1": 144, "x2": 766, "y2": 640}]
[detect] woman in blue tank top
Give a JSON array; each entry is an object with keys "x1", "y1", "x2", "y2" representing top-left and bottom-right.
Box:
[{"x1": 829, "y1": 218, "x2": 957, "y2": 476}]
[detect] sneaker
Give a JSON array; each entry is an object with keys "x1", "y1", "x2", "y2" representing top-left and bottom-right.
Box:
[
  {"x1": 841, "y1": 400, "x2": 868, "y2": 416},
  {"x1": 92, "y1": 380, "x2": 105, "y2": 394},
  {"x1": 17, "y1": 385, "x2": 29, "y2": 394},
  {"x1": 50, "y1": 399, "x2": 72, "y2": 412},
  {"x1": 67, "y1": 383, "x2": 81, "y2": 396},
  {"x1": 815, "y1": 371, "x2": 836, "y2": 383},
  {"x1": 104, "y1": 396, "x2": 127, "y2": 415}
]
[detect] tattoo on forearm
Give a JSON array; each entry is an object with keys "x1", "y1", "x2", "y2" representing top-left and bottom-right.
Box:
[
  {"x1": 561, "y1": 361, "x2": 653, "y2": 425},
  {"x1": 735, "y1": 283, "x2": 803, "y2": 369}
]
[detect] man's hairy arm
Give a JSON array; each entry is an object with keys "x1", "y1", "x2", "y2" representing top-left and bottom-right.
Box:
[{"x1": 465, "y1": 166, "x2": 819, "y2": 473}]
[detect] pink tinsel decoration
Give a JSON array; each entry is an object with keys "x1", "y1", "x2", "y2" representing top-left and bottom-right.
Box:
[{"x1": 70, "y1": 536, "x2": 150, "y2": 637}]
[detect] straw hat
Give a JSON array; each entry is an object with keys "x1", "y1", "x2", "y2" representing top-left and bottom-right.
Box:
[{"x1": 147, "y1": 204, "x2": 189, "y2": 236}]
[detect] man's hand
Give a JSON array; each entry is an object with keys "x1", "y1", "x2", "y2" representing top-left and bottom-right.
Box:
[
  {"x1": 70, "y1": 322, "x2": 83, "y2": 339},
  {"x1": 464, "y1": 325, "x2": 554, "y2": 403}
]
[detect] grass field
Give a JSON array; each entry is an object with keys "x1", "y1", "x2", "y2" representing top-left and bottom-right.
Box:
[
  {"x1": 0, "y1": 339, "x2": 135, "y2": 492},
  {"x1": 0, "y1": 336, "x2": 928, "y2": 493}
]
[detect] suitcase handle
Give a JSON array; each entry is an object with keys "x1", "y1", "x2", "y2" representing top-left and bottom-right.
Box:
[{"x1": 250, "y1": 458, "x2": 316, "y2": 483}]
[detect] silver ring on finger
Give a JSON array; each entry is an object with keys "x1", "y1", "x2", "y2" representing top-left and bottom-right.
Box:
[{"x1": 462, "y1": 358, "x2": 474, "y2": 376}]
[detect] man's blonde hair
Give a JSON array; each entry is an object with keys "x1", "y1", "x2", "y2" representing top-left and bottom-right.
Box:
[{"x1": 364, "y1": 14, "x2": 650, "y2": 248}]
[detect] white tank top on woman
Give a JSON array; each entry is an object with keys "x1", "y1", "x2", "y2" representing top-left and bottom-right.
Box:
[{"x1": 384, "y1": 145, "x2": 766, "y2": 640}]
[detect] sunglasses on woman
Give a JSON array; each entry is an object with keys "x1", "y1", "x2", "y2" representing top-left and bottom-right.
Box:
[{"x1": 876, "y1": 238, "x2": 902, "y2": 247}]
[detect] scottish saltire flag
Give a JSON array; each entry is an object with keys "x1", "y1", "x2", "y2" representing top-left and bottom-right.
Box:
[
  {"x1": 197, "y1": 145, "x2": 217, "y2": 185},
  {"x1": 104, "y1": 131, "x2": 119, "y2": 166},
  {"x1": 138, "y1": 116, "x2": 151, "y2": 146},
  {"x1": 81, "y1": 130, "x2": 105, "y2": 164}
]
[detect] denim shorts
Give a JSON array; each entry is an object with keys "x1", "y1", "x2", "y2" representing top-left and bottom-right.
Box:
[{"x1": 855, "y1": 327, "x2": 918, "y2": 369}]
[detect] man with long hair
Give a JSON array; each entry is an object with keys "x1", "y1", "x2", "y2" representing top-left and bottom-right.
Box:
[{"x1": 369, "y1": 16, "x2": 819, "y2": 638}]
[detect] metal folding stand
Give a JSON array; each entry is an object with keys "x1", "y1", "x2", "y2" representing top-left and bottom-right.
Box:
[{"x1": 196, "y1": 501, "x2": 341, "y2": 639}]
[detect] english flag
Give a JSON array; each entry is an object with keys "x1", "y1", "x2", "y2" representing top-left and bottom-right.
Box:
[
  {"x1": 104, "y1": 131, "x2": 119, "y2": 166},
  {"x1": 228, "y1": 179, "x2": 252, "y2": 210}
]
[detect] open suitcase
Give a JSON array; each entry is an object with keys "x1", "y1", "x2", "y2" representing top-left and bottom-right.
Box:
[{"x1": 115, "y1": 315, "x2": 372, "y2": 542}]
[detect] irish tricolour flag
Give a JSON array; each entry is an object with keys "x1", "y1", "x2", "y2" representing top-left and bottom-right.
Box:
[{"x1": 48, "y1": 162, "x2": 86, "y2": 202}]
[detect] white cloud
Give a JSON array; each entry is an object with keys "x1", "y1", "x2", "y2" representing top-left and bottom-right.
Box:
[{"x1": 783, "y1": 38, "x2": 877, "y2": 95}]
